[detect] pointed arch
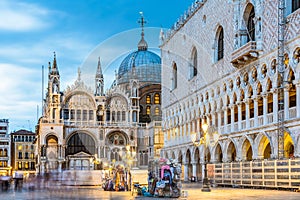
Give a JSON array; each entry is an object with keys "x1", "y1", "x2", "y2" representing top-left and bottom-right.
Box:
[
  {"x1": 244, "y1": 3, "x2": 255, "y2": 42},
  {"x1": 214, "y1": 143, "x2": 223, "y2": 162},
  {"x1": 284, "y1": 131, "x2": 295, "y2": 158},
  {"x1": 242, "y1": 138, "x2": 253, "y2": 161},
  {"x1": 215, "y1": 26, "x2": 224, "y2": 61},
  {"x1": 227, "y1": 141, "x2": 237, "y2": 162},
  {"x1": 172, "y1": 62, "x2": 177, "y2": 90},
  {"x1": 256, "y1": 133, "x2": 272, "y2": 159},
  {"x1": 190, "y1": 47, "x2": 198, "y2": 78}
]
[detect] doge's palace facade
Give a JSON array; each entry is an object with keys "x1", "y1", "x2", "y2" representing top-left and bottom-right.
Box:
[{"x1": 160, "y1": 0, "x2": 300, "y2": 187}]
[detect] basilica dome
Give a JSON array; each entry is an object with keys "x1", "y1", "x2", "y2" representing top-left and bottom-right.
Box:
[{"x1": 117, "y1": 31, "x2": 161, "y2": 84}]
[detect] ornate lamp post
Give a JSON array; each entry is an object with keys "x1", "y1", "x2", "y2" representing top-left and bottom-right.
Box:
[{"x1": 191, "y1": 123, "x2": 219, "y2": 192}]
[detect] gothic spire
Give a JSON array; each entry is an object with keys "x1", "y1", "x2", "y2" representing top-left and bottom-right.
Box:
[
  {"x1": 96, "y1": 56, "x2": 103, "y2": 78},
  {"x1": 95, "y1": 57, "x2": 104, "y2": 96},
  {"x1": 50, "y1": 52, "x2": 59, "y2": 75},
  {"x1": 137, "y1": 12, "x2": 148, "y2": 51}
]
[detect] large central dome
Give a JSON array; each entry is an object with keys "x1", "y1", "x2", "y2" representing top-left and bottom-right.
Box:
[
  {"x1": 116, "y1": 26, "x2": 161, "y2": 84},
  {"x1": 118, "y1": 50, "x2": 161, "y2": 77}
]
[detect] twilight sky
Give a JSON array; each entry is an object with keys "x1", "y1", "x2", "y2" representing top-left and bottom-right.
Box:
[{"x1": 0, "y1": 0, "x2": 194, "y2": 132}]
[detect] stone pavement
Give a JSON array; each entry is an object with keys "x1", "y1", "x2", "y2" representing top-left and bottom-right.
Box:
[{"x1": 1, "y1": 183, "x2": 300, "y2": 199}]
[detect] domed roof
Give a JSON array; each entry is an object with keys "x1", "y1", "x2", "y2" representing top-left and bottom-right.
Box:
[
  {"x1": 118, "y1": 50, "x2": 161, "y2": 77},
  {"x1": 115, "y1": 13, "x2": 161, "y2": 85}
]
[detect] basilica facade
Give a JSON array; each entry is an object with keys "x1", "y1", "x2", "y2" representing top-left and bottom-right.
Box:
[
  {"x1": 35, "y1": 22, "x2": 162, "y2": 174},
  {"x1": 160, "y1": 0, "x2": 300, "y2": 188}
]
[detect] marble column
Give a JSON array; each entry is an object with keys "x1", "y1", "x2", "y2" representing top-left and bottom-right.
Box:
[
  {"x1": 262, "y1": 93, "x2": 268, "y2": 125},
  {"x1": 237, "y1": 101, "x2": 242, "y2": 130},
  {"x1": 230, "y1": 104, "x2": 235, "y2": 132},
  {"x1": 253, "y1": 96, "x2": 259, "y2": 127},
  {"x1": 245, "y1": 99, "x2": 250, "y2": 128},
  {"x1": 183, "y1": 163, "x2": 189, "y2": 182},
  {"x1": 192, "y1": 162, "x2": 197, "y2": 179},
  {"x1": 296, "y1": 82, "x2": 300, "y2": 118},
  {"x1": 284, "y1": 87, "x2": 290, "y2": 120},
  {"x1": 273, "y1": 89, "x2": 279, "y2": 122}
]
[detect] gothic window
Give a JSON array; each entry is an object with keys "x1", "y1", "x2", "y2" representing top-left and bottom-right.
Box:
[
  {"x1": 89, "y1": 110, "x2": 93, "y2": 120},
  {"x1": 292, "y1": 0, "x2": 300, "y2": 12},
  {"x1": 63, "y1": 109, "x2": 69, "y2": 120},
  {"x1": 122, "y1": 111, "x2": 126, "y2": 121},
  {"x1": 217, "y1": 27, "x2": 224, "y2": 61},
  {"x1": 190, "y1": 48, "x2": 197, "y2": 78},
  {"x1": 154, "y1": 93, "x2": 160, "y2": 104},
  {"x1": 172, "y1": 63, "x2": 177, "y2": 90},
  {"x1": 77, "y1": 110, "x2": 81, "y2": 121},
  {"x1": 247, "y1": 7, "x2": 255, "y2": 42},
  {"x1": 146, "y1": 95, "x2": 151, "y2": 104},
  {"x1": 117, "y1": 111, "x2": 121, "y2": 121},
  {"x1": 83, "y1": 110, "x2": 87, "y2": 121},
  {"x1": 70, "y1": 110, "x2": 75, "y2": 120}
]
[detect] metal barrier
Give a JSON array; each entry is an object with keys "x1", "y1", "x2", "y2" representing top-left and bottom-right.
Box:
[{"x1": 211, "y1": 159, "x2": 300, "y2": 189}]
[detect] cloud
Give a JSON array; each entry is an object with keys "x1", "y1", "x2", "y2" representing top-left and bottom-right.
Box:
[
  {"x1": 0, "y1": 0, "x2": 51, "y2": 31},
  {"x1": 0, "y1": 63, "x2": 42, "y2": 131}
]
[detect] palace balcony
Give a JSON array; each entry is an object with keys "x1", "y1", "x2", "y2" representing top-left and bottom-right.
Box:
[{"x1": 231, "y1": 41, "x2": 259, "y2": 67}]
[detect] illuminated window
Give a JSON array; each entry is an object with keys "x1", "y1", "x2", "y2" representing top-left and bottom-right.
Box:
[
  {"x1": 146, "y1": 95, "x2": 151, "y2": 104},
  {"x1": 25, "y1": 162, "x2": 29, "y2": 169},
  {"x1": 18, "y1": 145, "x2": 22, "y2": 151},
  {"x1": 154, "y1": 94, "x2": 160, "y2": 104},
  {"x1": 146, "y1": 106, "x2": 151, "y2": 115},
  {"x1": 18, "y1": 162, "x2": 22, "y2": 170},
  {"x1": 155, "y1": 107, "x2": 160, "y2": 115},
  {"x1": 30, "y1": 153, "x2": 34, "y2": 159}
]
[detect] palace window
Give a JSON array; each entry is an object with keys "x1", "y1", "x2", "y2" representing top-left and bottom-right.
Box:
[
  {"x1": 172, "y1": 63, "x2": 177, "y2": 90},
  {"x1": 247, "y1": 7, "x2": 255, "y2": 42},
  {"x1": 190, "y1": 48, "x2": 197, "y2": 78},
  {"x1": 217, "y1": 27, "x2": 224, "y2": 61},
  {"x1": 292, "y1": 0, "x2": 300, "y2": 12}
]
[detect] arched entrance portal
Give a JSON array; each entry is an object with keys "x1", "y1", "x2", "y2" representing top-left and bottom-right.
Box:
[
  {"x1": 66, "y1": 132, "x2": 96, "y2": 170},
  {"x1": 46, "y1": 135, "x2": 58, "y2": 171},
  {"x1": 105, "y1": 131, "x2": 136, "y2": 168}
]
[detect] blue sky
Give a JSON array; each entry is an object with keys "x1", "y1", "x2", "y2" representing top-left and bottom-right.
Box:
[{"x1": 0, "y1": 0, "x2": 194, "y2": 132}]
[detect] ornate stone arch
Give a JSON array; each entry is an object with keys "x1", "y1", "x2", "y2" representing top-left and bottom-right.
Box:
[
  {"x1": 255, "y1": 132, "x2": 272, "y2": 159},
  {"x1": 224, "y1": 138, "x2": 238, "y2": 162},
  {"x1": 241, "y1": 137, "x2": 253, "y2": 161}
]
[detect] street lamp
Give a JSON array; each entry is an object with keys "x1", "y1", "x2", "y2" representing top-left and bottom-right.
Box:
[{"x1": 191, "y1": 123, "x2": 219, "y2": 192}]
